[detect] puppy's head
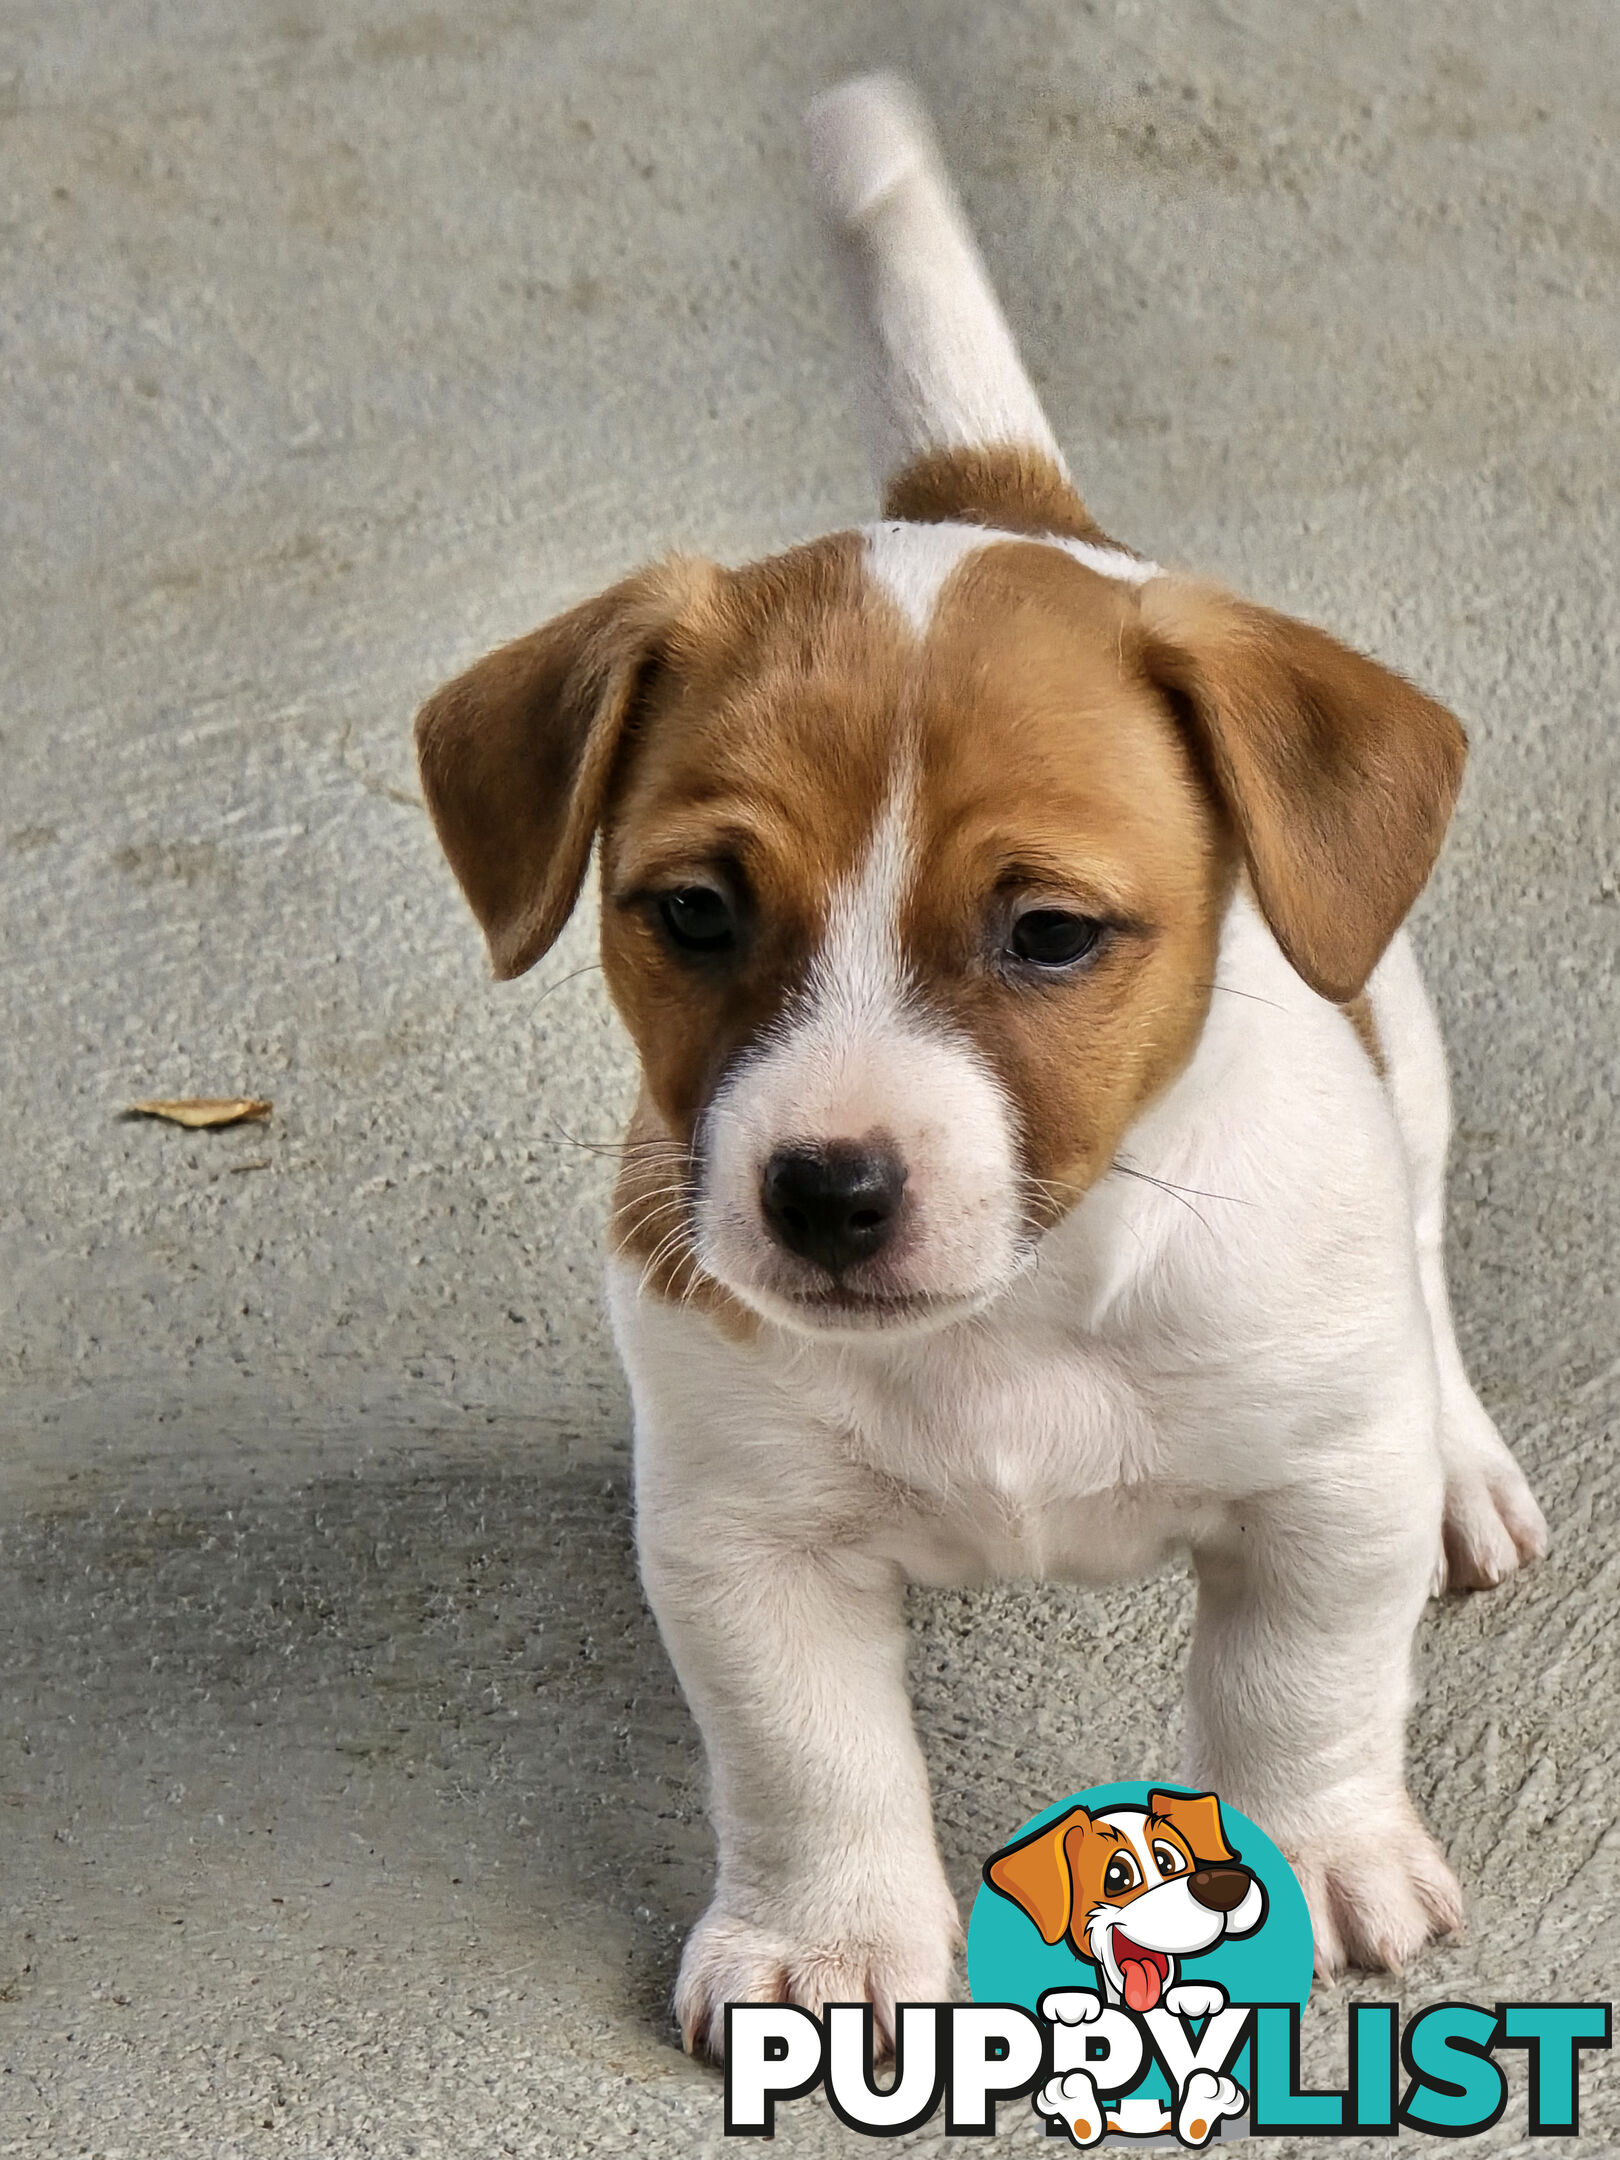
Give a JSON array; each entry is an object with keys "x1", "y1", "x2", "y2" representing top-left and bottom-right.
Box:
[
  {"x1": 986, "y1": 1788, "x2": 1266, "y2": 2008},
  {"x1": 416, "y1": 475, "x2": 1463, "y2": 1336}
]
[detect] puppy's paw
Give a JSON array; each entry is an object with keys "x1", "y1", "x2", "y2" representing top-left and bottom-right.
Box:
[
  {"x1": 674, "y1": 1900, "x2": 958, "y2": 2062},
  {"x1": 1436, "y1": 1409, "x2": 1548, "y2": 1593},
  {"x1": 1165, "y1": 1981, "x2": 1227, "y2": 2020},
  {"x1": 1177, "y1": 2068, "x2": 1246, "y2": 2146},
  {"x1": 1285, "y1": 1804, "x2": 1464, "y2": 1979},
  {"x1": 1035, "y1": 2069, "x2": 1106, "y2": 2148},
  {"x1": 1038, "y1": 1987, "x2": 1104, "y2": 2026}
]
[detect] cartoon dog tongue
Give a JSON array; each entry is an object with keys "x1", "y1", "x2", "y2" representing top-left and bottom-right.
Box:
[{"x1": 1119, "y1": 1946, "x2": 1164, "y2": 2013}]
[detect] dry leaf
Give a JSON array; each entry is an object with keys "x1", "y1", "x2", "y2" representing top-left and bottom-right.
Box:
[{"x1": 128, "y1": 1097, "x2": 273, "y2": 1130}]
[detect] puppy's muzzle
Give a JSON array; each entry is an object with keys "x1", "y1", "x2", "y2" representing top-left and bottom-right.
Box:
[
  {"x1": 760, "y1": 1141, "x2": 907, "y2": 1275},
  {"x1": 1188, "y1": 1866, "x2": 1252, "y2": 1913}
]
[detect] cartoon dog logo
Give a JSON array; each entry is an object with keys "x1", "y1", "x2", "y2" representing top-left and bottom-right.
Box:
[{"x1": 984, "y1": 1788, "x2": 1267, "y2": 2147}]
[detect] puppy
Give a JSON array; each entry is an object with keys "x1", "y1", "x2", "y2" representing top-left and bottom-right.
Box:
[{"x1": 414, "y1": 75, "x2": 1547, "y2": 2057}]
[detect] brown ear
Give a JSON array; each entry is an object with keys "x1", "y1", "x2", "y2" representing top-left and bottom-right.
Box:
[
  {"x1": 1138, "y1": 580, "x2": 1467, "y2": 1003},
  {"x1": 1148, "y1": 1788, "x2": 1236, "y2": 1868},
  {"x1": 414, "y1": 559, "x2": 713, "y2": 980},
  {"x1": 984, "y1": 1805, "x2": 1091, "y2": 1944}
]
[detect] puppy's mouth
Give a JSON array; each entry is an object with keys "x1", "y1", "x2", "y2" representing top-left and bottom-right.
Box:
[
  {"x1": 1111, "y1": 1932, "x2": 1171, "y2": 2014},
  {"x1": 767, "y1": 1281, "x2": 988, "y2": 1337},
  {"x1": 700, "y1": 1220, "x2": 1038, "y2": 1340}
]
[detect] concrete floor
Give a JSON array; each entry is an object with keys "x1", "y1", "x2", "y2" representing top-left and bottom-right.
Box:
[{"x1": 1, "y1": 1, "x2": 1616, "y2": 2152}]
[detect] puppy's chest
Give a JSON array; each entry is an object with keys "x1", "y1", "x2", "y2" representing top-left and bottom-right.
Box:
[{"x1": 802, "y1": 1332, "x2": 1184, "y2": 1585}]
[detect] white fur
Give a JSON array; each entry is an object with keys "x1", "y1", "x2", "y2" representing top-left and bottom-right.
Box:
[
  {"x1": 616, "y1": 894, "x2": 1547, "y2": 2050},
  {"x1": 807, "y1": 74, "x2": 1065, "y2": 486},
  {"x1": 694, "y1": 777, "x2": 1024, "y2": 1333},
  {"x1": 864, "y1": 519, "x2": 1160, "y2": 637},
  {"x1": 862, "y1": 521, "x2": 998, "y2": 635},
  {"x1": 1059, "y1": 535, "x2": 1160, "y2": 586}
]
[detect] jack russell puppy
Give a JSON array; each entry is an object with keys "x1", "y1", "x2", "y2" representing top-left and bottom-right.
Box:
[{"x1": 414, "y1": 75, "x2": 1547, "y2": 2058}]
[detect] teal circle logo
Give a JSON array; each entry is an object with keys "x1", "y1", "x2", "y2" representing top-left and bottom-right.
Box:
[{"x1": 967, "y1": 1783, "x2": 1313, "y2": 2143}]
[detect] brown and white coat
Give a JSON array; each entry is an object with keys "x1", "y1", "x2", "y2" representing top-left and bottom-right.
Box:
[{"x1": 415, "y1": 74, "x2": 1546, "y2": 2059}]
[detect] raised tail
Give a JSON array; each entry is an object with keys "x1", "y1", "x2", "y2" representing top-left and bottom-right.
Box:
[{"x1": 806, "y1": 74, "x2": 1093, "y2": 536}]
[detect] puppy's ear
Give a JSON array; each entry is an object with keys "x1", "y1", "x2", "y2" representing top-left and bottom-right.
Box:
[
  {"x1": 1138, "y1": 581, "x2": 1467, "y2": 1004},
  {"x1": 1148, "y1": 1788, "x2": 1237, "y2": 1868},
  {"x1": 414, "y1": 558, "x2": 715, "y2": 980},
  {"x1": 984, "y1": 1805, "x2": 1091, "y2": 1945}
]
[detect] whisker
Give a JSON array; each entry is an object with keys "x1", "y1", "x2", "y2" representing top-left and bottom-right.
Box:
[
  {"x1": 615, "y1": 1157, "x2": 694, "y2": 1193},
  {"x1": 622, "y1": 1175, "x2": 695, "y2": 1222},
  {"x1": 545, "y1": 1119, "x2": 628, "y2": 1159},
  {"x1": 620, "y1": 1197, "x2": 692, "y2": 1244},
  {"x1": 1112, "y1": 1156, "x2": 1251, "y2": 1208},
  {"x1": 622, "y1": 1181, "x2": 691, "y2": 1213},
  {"x1": 638, "y1": 1225, "x2": 696, "y2": 1300},
  {"x1": 1115, "y1": 1210, "x2": 1148, "y2": 1255},
  {"x1": 642, "y1": 1214, "x2": 691, "y2": 1259},
  {"x1": 1022, "y1": 1176, "x2": 1076, "y2": 1208},
  {"x1": 636, "y1": 1258, "x2": 672, "y2": 1303},
  {"x1": 546, "y1": 1118, "x2": 689, "y2": 1162},
  {"x1": 1201, "y1": 979, "x2": 1286, "y2": 1012},
  {"x1": 648, "y1": 1249, "x2": 698, "y2": 1303},
  {"x1": 1110, "y1": 1162, "x2": 1210, "y2": 1230},
  {"x1": 1109, "y1": 1158, "x2": 1253, "y2": 1236},
  {"x1": 530, "y1": 960, "x2": 605, "y2": 1010}
]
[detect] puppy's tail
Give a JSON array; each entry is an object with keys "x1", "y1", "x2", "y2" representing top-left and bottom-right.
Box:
[{"x1": 807, "y1": 74, "x2": 1082, "y2": 529}]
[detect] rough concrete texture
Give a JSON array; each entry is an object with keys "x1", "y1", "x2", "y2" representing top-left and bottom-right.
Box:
[{"x1": 0, "y1": 0, "x2": 1615, "y2": 2152}]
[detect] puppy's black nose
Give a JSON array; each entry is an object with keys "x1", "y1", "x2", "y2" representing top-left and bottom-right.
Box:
[
  {"x1": 760, "y1": 1143, "x2": 906, "y2": 1275},
  {"x1": 1188, "y1": 1867, "x2": 1252, "y2": 1913}
]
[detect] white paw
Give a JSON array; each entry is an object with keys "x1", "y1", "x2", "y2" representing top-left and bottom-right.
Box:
[
  {"x1": 1177, "y1": 2067, "x2": 1246, "y2": 2145},
  {"x1": 1038, "y1": 1987, "x2": 1104, "y2": 2025},
  {"x1": 1284, "y1": 1799, "x2": 1464, "y2": 1978},
  {"x1": 1165, "y1": 1981, "x2": 1227, "y2": 2020},
  {"x1": 1436, "y1": 1404, "x2": 1548, "y2": 1593},
  {"x1": 1035, "y1": 2069, "x2": 1106, "y2": 2147},
  {"x1": 673, "y1": 1898, "x2": 958, "y2": 2061}
]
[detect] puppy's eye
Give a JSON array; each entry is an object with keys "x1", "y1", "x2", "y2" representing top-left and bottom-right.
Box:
[
  {"x1": 1152, "y1": 1843, "x2": 1186, "y2": 1877},
  {"x1": 658, "y1": 887, "x2": 735, "y2": 955},
  {"x1": 1007, "y1": 909, "x2": 1103, "y2": 969},
  {"x1": 1102, "y1": 1854, "x2": 1139, "y2": 1898}
]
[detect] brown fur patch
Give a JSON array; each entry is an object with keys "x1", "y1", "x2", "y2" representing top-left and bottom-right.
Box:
[
  {"x1": 1139, "y1": 580, "x2": 1467, "y2": 1003},
  {"x1": 883, "y1": 443, "x2": 1116, "y2": 546},
  {"x1": 1341, "y1": 991, "x2": 1388, "y2": 1077},
  {"x1": 414, "y1": 558, "x2": 718, "y2": 980}
]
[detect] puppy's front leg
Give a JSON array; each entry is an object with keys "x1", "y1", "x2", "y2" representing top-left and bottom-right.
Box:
[
  {"x1": 639, "y1": 1497, "x2": 959, "y2": 2059},
  {"x1": 1185, "y1": 1444, "x2": 1463, "y2": 1977}
]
